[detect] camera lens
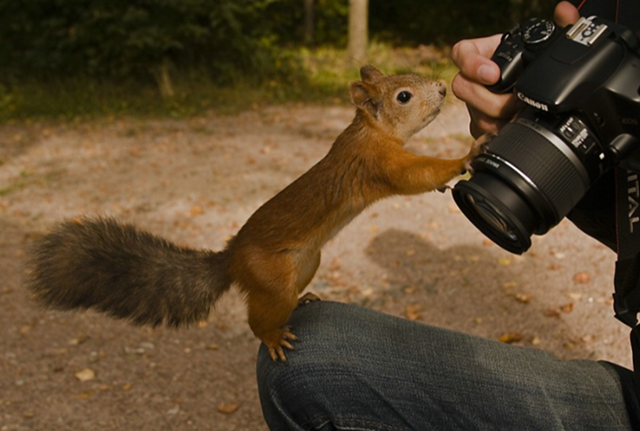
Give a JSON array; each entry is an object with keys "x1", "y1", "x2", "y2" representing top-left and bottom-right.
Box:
[
  {"x1": 471, "y1": 200, "x2": 516, "y2": 241},
  {"x1": 453, "y1": 171, "x2": 537, "y2": 254},
  {"x1": 452, "y1": 111, "x2": 597, "y2": 254}
]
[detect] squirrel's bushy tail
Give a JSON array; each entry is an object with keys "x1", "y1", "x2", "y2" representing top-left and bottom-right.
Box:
[{"x1": 27, "y1": 217, "x2": 231, "y2": 327}]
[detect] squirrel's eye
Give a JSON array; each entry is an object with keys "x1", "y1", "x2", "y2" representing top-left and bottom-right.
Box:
[{"x1": 396, "y1": 91, "x2": 412, "y2": 104}]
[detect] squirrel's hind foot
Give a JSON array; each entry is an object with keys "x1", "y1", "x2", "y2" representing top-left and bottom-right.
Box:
[{"x1": 262, "y1": 326, "x2": 298, "y2": 362}]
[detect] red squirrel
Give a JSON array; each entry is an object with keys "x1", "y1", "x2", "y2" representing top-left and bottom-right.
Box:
[{"x1": 28, "y1": 66, "x2": 486, "y2": 361}]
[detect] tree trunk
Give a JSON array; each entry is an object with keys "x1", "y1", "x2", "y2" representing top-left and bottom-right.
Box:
[
  {"x1": 348, "y1": 0, "x2": 369, "y2": 63},
  {"x1": 153, "y1": 59, "x2": 175, "y2": 100},
  {"x1": 304, "y1": 0, "x2": 314, "y2": 45}
]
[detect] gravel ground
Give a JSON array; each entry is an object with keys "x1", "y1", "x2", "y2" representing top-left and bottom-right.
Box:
[{"x1": 0, "y1": 98, "x2": 630, "y2": 430}]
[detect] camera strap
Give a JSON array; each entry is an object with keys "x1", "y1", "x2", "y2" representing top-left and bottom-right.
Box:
[{"x1": 614, "y1": 166, "x2": 640, "y2": 389}]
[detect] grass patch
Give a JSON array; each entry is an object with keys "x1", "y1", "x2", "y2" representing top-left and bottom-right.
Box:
[{"x1": 0, "y1": 43, "x2": 457, "y2": 122}]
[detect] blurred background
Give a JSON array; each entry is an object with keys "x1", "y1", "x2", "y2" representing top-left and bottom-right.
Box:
[
  {"x1": 0, "y1": 0, "x2": 560, "y2": 121},
  {"x1": 4, "y1": 2, "x2": 628, "y2": 430}
]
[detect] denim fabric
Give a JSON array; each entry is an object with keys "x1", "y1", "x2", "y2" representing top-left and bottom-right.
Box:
[{"x1": 257, "y1": 301, "x2": 640, "y2": 430}]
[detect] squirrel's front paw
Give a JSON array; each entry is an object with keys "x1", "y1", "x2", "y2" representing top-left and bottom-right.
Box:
[{"x1": 464, "y1": 134, "x2": 492, "y2": 173}]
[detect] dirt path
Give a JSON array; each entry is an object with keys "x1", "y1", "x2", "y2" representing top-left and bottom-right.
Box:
[{"x1": 0, "y1": 100, "x2": 629, "y2": 430}]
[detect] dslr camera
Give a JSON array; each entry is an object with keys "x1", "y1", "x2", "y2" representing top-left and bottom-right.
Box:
[{"x1": 452, "y1": 15, "x2": 640, "y2": 254}]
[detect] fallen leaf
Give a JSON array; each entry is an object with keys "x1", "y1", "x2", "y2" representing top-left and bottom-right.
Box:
[
  {"x1": 360, "y1": 288, "x2": 374, "y2": 297},
  {"x1": 560, "y1": 303, "x2": 574, "y2": 314},
  {"x1": 76, "y1": 390, "x2": 95, "y2": 400},
  {"x1": 217, "y1": 403, "x2": 239, "y2": 415},
  {"x1": 74, "y1": 368, "x2": 95, "y2": 382},
  {"x1": 497, "y1": 257, "x2": 512, "y2": 266},
  {"x1": 406, "y1": 304, "x2": 422, "y2": 321},
  {"x1": 189, "y1": 206, "x2": 204, "y2": 217},
  {"x1": 567, "y1": 292, "x2": 583, "y2": 301},
  {"x1": 68, "y1": 334, "x2": 88, "y2": 346},
  {"x1": 45, "y1": 348, "x2": 69, "y2": 356},
  {"x1": 573, "y1": 272, "x2": 591, "y2": 284},
  {"x1": 545, "y1": 309, "x2": 561, "y2": 319},
  {"x1": 514, "y1": 293, "x2": 531, "y2": 304},
  {"x1": 499, "y1": 333, "x2": 524, "y2": 344}
]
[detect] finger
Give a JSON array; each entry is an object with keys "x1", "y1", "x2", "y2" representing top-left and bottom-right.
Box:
[
  {"x1": 452, "y1": 73, "x2": 520, "y2": 120},
  {"x1": 468, "y1": 107, "x2": 509, "y2": 139},
  {"x1": 451, "y1": 34, "x2": 503, "y2": 85},
  {"x1": 554, "y1": 1, "x2": 580, "y2": 27}
]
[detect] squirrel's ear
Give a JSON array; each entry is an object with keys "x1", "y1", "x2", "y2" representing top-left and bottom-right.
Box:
[
  {"x1": 350, "y1": 81, "x2": 380, "y2": 117},
  {"x1": 360, "y1": 65, "x2": 384, "y2": 83}
]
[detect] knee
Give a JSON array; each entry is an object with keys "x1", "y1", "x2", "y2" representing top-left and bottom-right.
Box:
[
  {"x1": 255, "y1": 301, "x2": 363, "y2": 426},
  {"x1": 256, "y1": 300, "x2": 350, "y2": 381}
]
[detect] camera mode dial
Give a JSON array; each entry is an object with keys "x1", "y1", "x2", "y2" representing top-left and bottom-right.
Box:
[{"x1": 522, "y1": 18, "x2": 556, "y2": 50}]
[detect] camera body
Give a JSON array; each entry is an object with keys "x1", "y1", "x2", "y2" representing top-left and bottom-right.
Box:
[{"x1": 452, "y1": 15, "x2": 640, "y2": 254}]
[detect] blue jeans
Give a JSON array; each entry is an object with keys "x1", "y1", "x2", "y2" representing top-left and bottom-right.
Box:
[{"x1": 256, "y1": 301, "x2": 640, "y2": 430}]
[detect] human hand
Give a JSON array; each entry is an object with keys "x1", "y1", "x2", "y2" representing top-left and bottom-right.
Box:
[{"x1": 451, "y1": 1, "x2": 580, "y2": 138}]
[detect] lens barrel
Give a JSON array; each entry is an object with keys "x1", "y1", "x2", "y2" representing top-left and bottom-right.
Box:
[{"x1": 453, "y1": 115, "x2": 594, "y2": 254}]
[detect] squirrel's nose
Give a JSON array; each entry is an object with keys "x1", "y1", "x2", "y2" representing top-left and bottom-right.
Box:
[{"x1": 435, "y1": 80, "x2": 447, "y2": 97}]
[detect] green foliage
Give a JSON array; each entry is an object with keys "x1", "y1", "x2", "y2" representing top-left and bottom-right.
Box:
[
  {"x1": 0, "y1": 43, "x2": 459, "y2": 122},
  {"x1": 265, "y1": 0, "x2": 559, "y2": 47},
  {"x1": 369, "y1": 0, "x2": 558, "y2": 45},
  {"x1": 0, "y1": 0, "x2": 569, "y2": 121},
  {"x1": 0, "y1": 0, "x2": 561, "y2": 85},
  {"x1": 0, "y1": 0, "x2": 296, "y2": 84},
  {"x1": 267, "y1": 0, "x2": 349, "y2": 46}
]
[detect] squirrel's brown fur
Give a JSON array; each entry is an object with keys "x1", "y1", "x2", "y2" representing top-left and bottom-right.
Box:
[{"x1": 28, "y1": 66, "x2": 485, "y2": 361}]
